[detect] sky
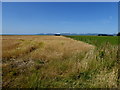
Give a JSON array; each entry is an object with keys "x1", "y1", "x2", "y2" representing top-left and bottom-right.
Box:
[
  {"x1": 0, "y1": 1, "x2": 1, "y2": 34},
  {"x1": 2, "y1": 0, "x2": 120, "y2": 2},
  {"x1": 2, "y1": 2, "x2": 118, "y2": 34}
]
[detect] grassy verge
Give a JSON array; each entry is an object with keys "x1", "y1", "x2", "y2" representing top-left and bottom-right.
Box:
[{"x1": 64, "y1": 35, "x2": 119, "y2": 88}]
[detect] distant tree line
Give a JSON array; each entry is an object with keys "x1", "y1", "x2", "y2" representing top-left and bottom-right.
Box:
[
  {"x1": 98, "y1": 32, "x2": 120, "y2": 36},
  {"x1": 98, "y1": 34, "x2": 113, "y2": 36},
  {"x1": 117, "y1": 32, "x2": 120, "y2": 36}
]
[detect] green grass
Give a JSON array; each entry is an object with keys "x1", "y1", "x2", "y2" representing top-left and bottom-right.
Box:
[{"x1": 65, "y1": 36, "x2": 119, "y2": 46}]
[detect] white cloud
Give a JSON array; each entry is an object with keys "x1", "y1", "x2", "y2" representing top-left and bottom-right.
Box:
[
  {"x1": 109, "y1": 16, "x2": 113, "y2": 20},
  {"x1": 103, "y1": 20, "x2": 111, "y2": 24},
  {"x1": 102, "y1": 16, "x2": 113, "y2": 24}
]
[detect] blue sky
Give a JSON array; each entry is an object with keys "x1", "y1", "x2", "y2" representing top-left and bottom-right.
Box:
[
  {"x1": 0, "y1": 2, "x2": 2, "y2": 34},
  {"x1": 2, "y1": 2, "x2": 118, "y2": 34}
]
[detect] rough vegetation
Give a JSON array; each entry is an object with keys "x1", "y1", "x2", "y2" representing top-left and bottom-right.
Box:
[{"x1": 2, "y1": 35, "x2": 119, "y2": 88}]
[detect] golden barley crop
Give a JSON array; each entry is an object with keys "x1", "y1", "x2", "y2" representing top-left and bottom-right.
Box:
[{"x1": 2, "y1": 35, "x2": 118, "y2": 88}]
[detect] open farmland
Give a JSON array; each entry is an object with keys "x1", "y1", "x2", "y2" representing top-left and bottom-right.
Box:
[
  {"x1": 2, "y1": 35, "x2": 119, "y2": 88},
  {"x1": 65, "y1": 36, "x2": 119, "y2": 46}
]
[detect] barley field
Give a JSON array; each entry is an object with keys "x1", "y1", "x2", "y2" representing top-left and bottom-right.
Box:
[{"x1": 2, "y1": 35, "x2": 119, "y2": 88}]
